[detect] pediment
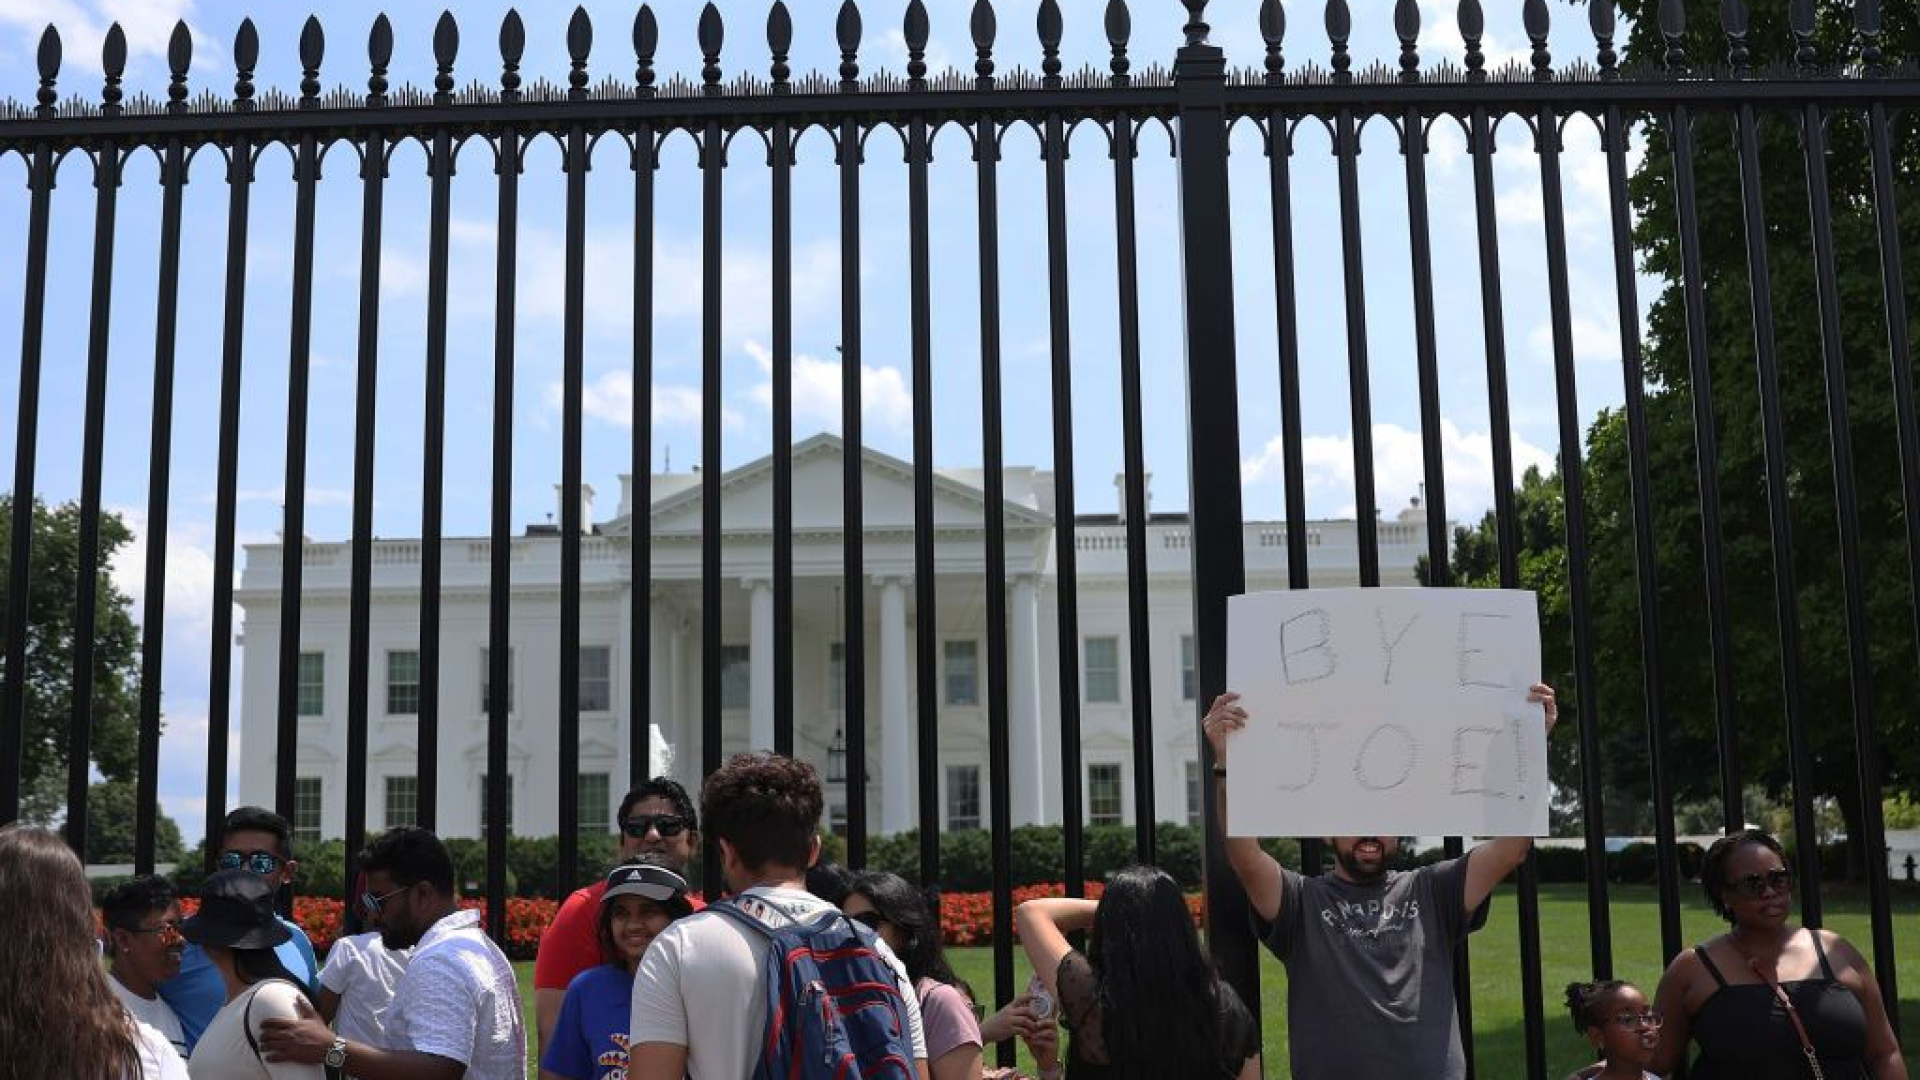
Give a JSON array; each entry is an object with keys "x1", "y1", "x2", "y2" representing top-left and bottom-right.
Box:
[
  {"x1": 629, "y1": 434, "x2": 1052, "y2": 537},
  {"x1": 462, "y1": 738, "x2": 532, "y2": 763}
]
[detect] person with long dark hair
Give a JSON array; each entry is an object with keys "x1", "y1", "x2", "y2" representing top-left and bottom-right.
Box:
[
  {"x1": 0, "y1": 824, "x2": 187, "y2": 1080},
  {"x1": 843, "y1": 871, "x2": 988, "y2": 1080},
  {"x1": 182, "y1": 869, "x2": 323, "y2": 1080},
  {"x1": 1015, "y1": 865, "x2": 1258, "y2": 1080},
  {"x1": 1648, "y1": 830, "x2": 1906, "y2": 1079},
  {"x1": 539, "y1": 857, "x2": 694, "y2": 1080}
]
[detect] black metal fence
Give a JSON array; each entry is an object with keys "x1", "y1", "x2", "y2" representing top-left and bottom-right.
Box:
[{"x1": 0, "y1": 0, "x2": 1914, "y2": 1075}]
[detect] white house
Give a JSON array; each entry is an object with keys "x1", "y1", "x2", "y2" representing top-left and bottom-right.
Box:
[{"x1": 236, "y1": 434, "x2": 1443, "y2": 843}]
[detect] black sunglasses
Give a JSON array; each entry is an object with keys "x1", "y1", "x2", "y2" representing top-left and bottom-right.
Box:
[
  {"x1": 217, "y1": 849, "x2": 285, "y2": 875},
  {"x1": 1727, "y1": 867, "x2": 1792, "y2": 899},
  {"x1": 847, "y1": 910, "x2": 885, "y2": 931},
  {"x1": 622, "y1": 813, "x2": 690, "y2": 839}
]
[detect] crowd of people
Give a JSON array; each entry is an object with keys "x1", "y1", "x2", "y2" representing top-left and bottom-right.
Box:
[{"x1": 0, "y1": 678, "x2": 1906, "y2": 1079}]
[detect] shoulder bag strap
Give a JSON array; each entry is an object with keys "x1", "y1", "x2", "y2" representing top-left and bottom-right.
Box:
[{"x1": 1747, "y1": 957, "x2": 1826, "y2": 1080}]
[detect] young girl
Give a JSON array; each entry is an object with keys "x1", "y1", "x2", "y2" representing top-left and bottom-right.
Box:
[{"x1": 1565, "y1": 980, "x2": 1663, "y2": 1080}]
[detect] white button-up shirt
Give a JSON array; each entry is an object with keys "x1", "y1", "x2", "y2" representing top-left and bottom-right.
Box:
[{"x1": 384, "y1": 909, "x2": 526, "y2": 1080}]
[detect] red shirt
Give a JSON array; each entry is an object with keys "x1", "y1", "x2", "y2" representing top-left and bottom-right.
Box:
[{"x1": 532, "y1": 879, "x2": 707, "y2": 991}]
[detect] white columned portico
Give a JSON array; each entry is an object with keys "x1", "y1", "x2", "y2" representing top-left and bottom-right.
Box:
[
  {"x1": 748, "y1": 578, "x2": 775, "y2": 751},
  {"x1": 879, "y1": 576, "x2": 913, "y2": 835},
  {"x1": 1010, "y1": 574, "x2": 1046, "y2": 826}
]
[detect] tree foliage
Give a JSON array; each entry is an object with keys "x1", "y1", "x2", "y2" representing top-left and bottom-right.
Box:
[
  {"x1": 1431, "y1": 3, "x2": 1920, "y2": 854},
  {"x1": 0, "y1": 496, "x2": 179, "y2": 853}
]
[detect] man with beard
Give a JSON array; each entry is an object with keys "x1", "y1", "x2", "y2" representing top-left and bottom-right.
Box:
[
  {"x1": 1203, "y1": 683, "x2": 1557, "y2": 1080},
  {"x1": 257, "y1": 826, "x2": 526, "y2": 1080},
  {"x1": 102, "y1": 874, "x2": 190, "y2": 1059},
  {"x1": 532, "y1": 777, "x2": 702, "y2": 1051}
]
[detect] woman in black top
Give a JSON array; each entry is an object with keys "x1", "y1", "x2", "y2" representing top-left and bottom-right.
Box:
[
  {"x1": 1014, "y1": 865, "x2": 1259, "y2": 1080},
  {"x1": 1648, "y1": 830, "x2": 1905, "y2": 1080}
]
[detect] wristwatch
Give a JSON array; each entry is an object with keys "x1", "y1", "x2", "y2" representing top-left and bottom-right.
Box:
[{"x1": 323, "y1": 1038, "x2": 348, "y2": 1070}]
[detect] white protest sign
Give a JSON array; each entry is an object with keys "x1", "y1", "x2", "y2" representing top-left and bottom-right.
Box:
[{"x1": 1225, "y1": 588, "x2": 1547, "y2": 838}]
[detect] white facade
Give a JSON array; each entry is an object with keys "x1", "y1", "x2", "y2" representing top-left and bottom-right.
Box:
[{"x1": 236, "y1": 435, "x2": 1442, "y2": 842}]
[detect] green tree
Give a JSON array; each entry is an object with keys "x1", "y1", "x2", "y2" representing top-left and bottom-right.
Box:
[
  {"x1": 86, "y1": 778, "x2": 184, "y2": 865},
  {"x1": 0, "y1": 496, "x2": 160, "y2": 844}
]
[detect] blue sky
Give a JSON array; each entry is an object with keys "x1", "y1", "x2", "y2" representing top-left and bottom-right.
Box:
[{"x1": 0, "y1": 0, "x2": 1650, "y2": 837}]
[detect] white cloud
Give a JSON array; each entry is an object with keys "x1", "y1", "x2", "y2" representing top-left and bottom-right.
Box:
[
  {"x1": 743, "y1": 339, "x2": 912, "y2": 438},
  {"x1": 546, "y1": 370, "x2": 744, "y2": 432},
  {"x1": 1242, "y1": 419, "x2": 1555, "y2": 522},
  {"x1": 1, "y1": 0, "x2": 194, "y2": 63}
]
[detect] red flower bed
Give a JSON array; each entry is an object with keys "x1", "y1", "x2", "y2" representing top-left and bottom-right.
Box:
[{"x1": 128, "y1": 885, "x2": 1197, "y2": 956}]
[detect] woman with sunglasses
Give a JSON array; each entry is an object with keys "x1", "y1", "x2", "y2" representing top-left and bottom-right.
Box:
[
  {"x1": 539, "y1": 857, "x2": 694, "y2": 1080},
  {"x1": 842, "y1": 871, "x2": 994, "y2": 1080},
  {"x1": 181, "y1": 870, "x2": 323, "y2": 1080},
  {"x1": 1648, "y1": 829, "x2": 1906, "y2": 1080},
  {"x1": 0, "y1": 824, "x2": 189, "y2": 1080},
  {"x1": 1015, "y1": 865, "x2": 1258, "y2": 1080}
]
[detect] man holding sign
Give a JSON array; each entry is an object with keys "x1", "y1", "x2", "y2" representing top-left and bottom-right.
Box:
[{"x1": 1203, "y1": 588, "x2": 1557, "y2": 1080}]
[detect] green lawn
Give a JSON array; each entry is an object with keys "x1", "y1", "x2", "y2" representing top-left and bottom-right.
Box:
[{"x1": 513, "y1": 882, "x2": 1919, "y2": 1078}]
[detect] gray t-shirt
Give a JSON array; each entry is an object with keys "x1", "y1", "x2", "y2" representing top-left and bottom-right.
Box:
[{"x1": 1260, "y1": 854, "x2": 1487, "y2": 1080}]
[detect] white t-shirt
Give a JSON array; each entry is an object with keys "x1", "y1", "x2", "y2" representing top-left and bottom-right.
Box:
[
  {"x1": 134, "y1": 1018, "x2": 192, "y2": 1080},
  {"x1": 185, "y1": 980, "x2": 325, "y2": 1080},
  {"x1": 630, "y1": 885, "x2": 928, "y2": 1080},
  {"x1": 317, "y1": 931, "x2": 410, "y2": 1047},
  {"x1": 384, "y1": 908, "x2": 526, "y2": 1080},
  {"x1": 113, "y1": 975, "x2": 188, "y2": 1059}
]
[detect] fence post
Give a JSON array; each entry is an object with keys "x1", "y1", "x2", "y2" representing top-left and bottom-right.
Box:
[{"x1": 1173, "y1": 0, "x2": 1259, "y2": 1023}]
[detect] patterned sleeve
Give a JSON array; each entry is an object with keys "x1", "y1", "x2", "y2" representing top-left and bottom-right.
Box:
[
  {"x1": 392, "y1": 951, "x2": 481, "y2": 1066},
  {"x1": 1054, "y1": 950, "x2": 1104, "y2": 1060}
]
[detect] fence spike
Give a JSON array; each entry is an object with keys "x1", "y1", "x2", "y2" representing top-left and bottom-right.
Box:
[
  {"x1": 768, "y1": 2, "x2": 791, "y2": 90},
  {"x1": 567, "y1": 6, "x2": 592, "y2": 97},
  {"x1": 1394, "y1": 0, "x2": 1419, "y2": 80},
  {"x1": 1720, "y1": 0, "x2": 1750, "y2": 73},
  {"x1": 698, "y1": 3, "x2": 723, "y2": 94},
  {"x1": 1459, "y1": 0, "x2": 1485, "y2": 81},
  {"x1": 1324, "y1": 0, "x2": 1352, "y2": 83},
  {"x1": 500, "y1": 8, "x2": 525, "y2": 99},
  {"x1": 972, "y1": 0, "x2": 996, "y2": 87},
  {"x1": 1524, "y1": 0, "x2": 1551, "y2": 79},
  {"x1": 234, "y1": 18, "x2": 258, "y2": 106},
  {"x1": 1657, "y1": 0, "x2": 1687, "y2": 70},
  {"x1": 1854, "y1": 0, "x2": 1884, "y2": 73},
  {"x1": 1260, "y1": 0, "x2": 1286, "y2": 82},
  {"x1": 1181, "y1": 0, "x2": 1210, "y2": 48},
  {"x1": 103, "y1": 22, "x2": 127, "y2": 112},
  {"x1": 1589, "y1": 0, "x2": 1616, "y2": 80},
  {"x1": 368, "y1": 13, "x2": 392, "y2": 104},
  {"x1": 299, "y1": 15, "x2": 324, "y2": 107},
  {"x1": 906, "y1": 0, "x2": 930, "y2": 89},
  {"x1": 167, "y1": 20, "x2": 192, "y2": 111},
  {"x1": 1039, "y1": 0, "x2": 1063, "y2": 87},
  {"x1": 1789, "y1": 0, "x2": 1817, "y2": 67},
  {"x1": 634, "y1": 5, "x2": 657, "y2": 92},
  {"x1": 433, "y1": 11, "x2": 459, "y2": 103},
  {"x1": 36, "y1": 24, "x2": 60, "y2": 116},
  {"x1": 1106, "y1": 0, "x2": 1131, "y2": 84},
  {"x1": 837, "y1": 0, "x2": 861, "y2": 90}
]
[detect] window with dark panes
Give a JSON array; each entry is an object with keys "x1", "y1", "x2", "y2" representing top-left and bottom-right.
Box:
[
  {"x1": 1180, "y1": 634, "x2": 1196, "y2": 701},
  {"x1": 946, "y1": 764, "x2": 982, "y2": 831},
  {"x1": 1088, "y1": 763, "x2": 1123, "y2": 826},
  {"x1": 385, "y1": 776, "x2": 418, "y2": 829},
  {"x1": 292, "y1": 777, "x2": 322, "y2": 844},
  {"x1": 579, "y1": 646, "x2": 611, "y2": 713},
  {"x1": 944, "y1": 640, "x2": 979, "y2": 707},
  {"x1": 720, "y1": 645, "x2": 751, "y2": 710},
  {"x1": 1084, "y1": 636, "x2": 1121, "y2": 704},
  {"x1": 386, "y1": 650, "x2": 420, "y2": 715},
  {"x1": 481, "y1": 773, "x2": 514, "y2": 833},
  {"x1": 297, "y1": 652, "x2": 325, "y2": 717},
  {"x1": 578, "y1": 772, "x2": 611, "y2": 832},
  {"x1": 827, "y1": 641, "x2": 845, "y2": 711}
]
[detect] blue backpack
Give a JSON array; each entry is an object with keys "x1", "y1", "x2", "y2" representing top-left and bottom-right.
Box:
[{"x1": 711, "y1": 895, "x2": 917, "y2": 1080}]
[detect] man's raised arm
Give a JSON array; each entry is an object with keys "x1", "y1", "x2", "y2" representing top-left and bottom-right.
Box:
[
  {"x1": 1461, "y1": 682, "x2": 1558, "y2": 910},
  {"x1": 1205, "y1": 693, "x2": 1286, "y2": 924}
]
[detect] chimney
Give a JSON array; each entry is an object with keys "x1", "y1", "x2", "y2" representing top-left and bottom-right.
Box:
[
  {"x1": 554, "y1": 483, "x2": 597, "y2": 534},
  {"x1": 1114, "y1": 472, "x2": 1153, "y2": 524}
]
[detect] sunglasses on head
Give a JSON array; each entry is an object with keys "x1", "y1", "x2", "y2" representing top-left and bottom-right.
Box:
[
  {"x1": 1727, "y1": 867, "x2": 1792, "y2": 899},
  {"x1": 217, "y1": 849, "x2": 285, "y2": 875},
  {"x1": 847, "y1": 910, "x2": 885, "y2": 931},
  {"x1": 621, "y1": 813, "x2": 690, "y2": 839}
]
